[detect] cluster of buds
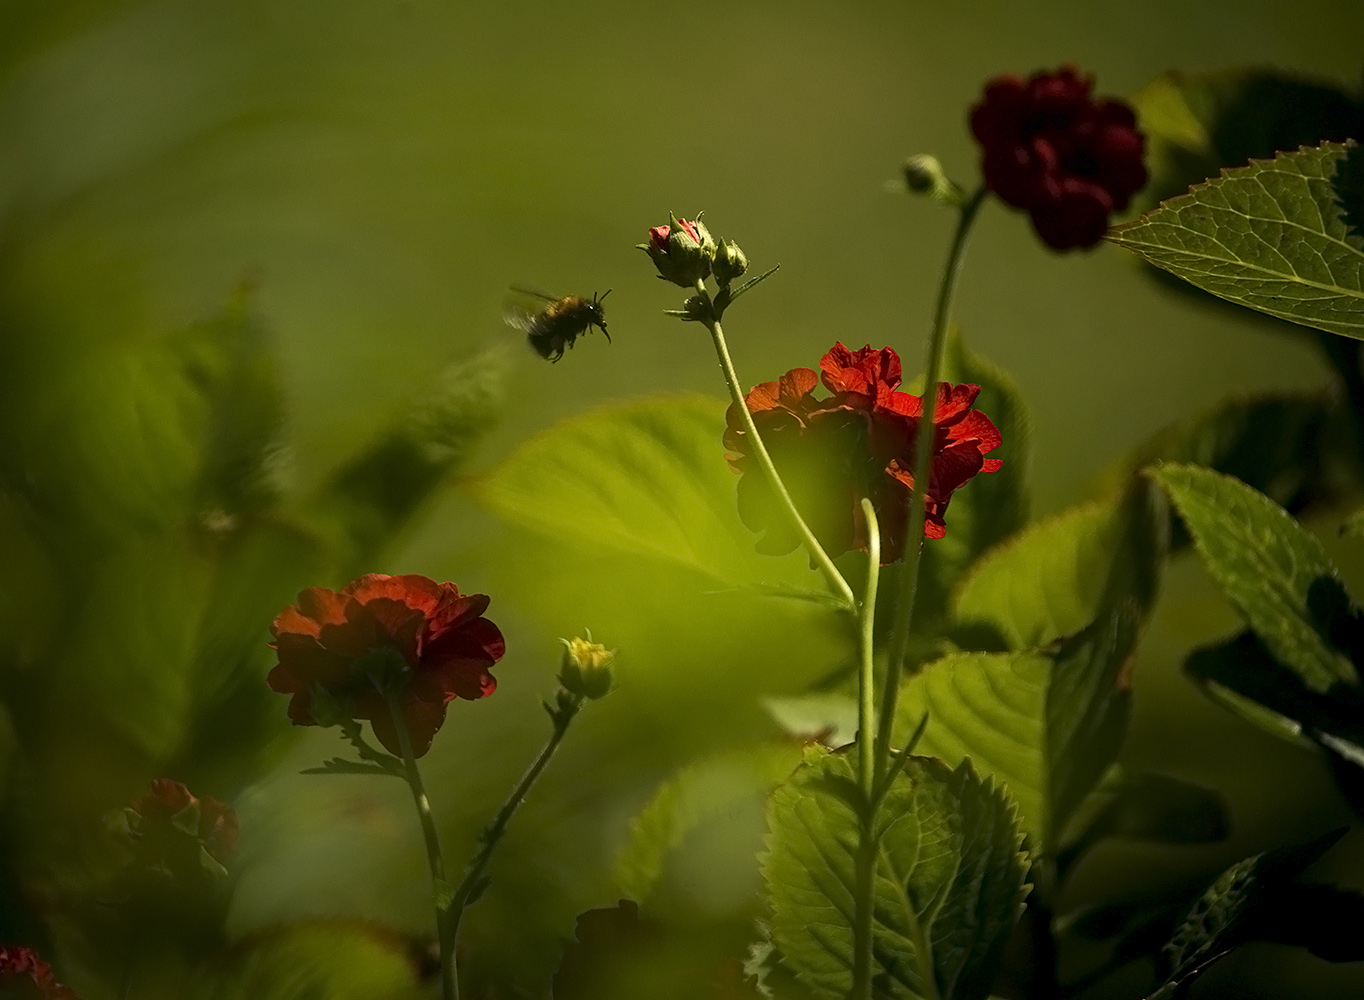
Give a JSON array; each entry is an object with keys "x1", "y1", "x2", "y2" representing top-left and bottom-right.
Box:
[{"x1": 640, "y1": 213, "x2": 774, "y2": 324}]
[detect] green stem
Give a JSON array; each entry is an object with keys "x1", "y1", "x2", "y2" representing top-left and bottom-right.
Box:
[
  {"x1": 386, "y1": 693, "x2": 458, "y2": 1000},
  {"x1": 448, "y1": 698, "x2": 581, "y2": 943},
  {"x1": 873, "y1": 187, "x2": 986, "y2": 781},
  {"x1": 851, "y1": 498, "x2": 882, "y2": 1000},
  {"x1": 697, "y1": 279, "x2": 858, "y2": 612}
]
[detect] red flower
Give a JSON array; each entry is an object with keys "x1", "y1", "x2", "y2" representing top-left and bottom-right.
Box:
[
  {"x1": 724, "y1": 343, "x2": 1001, "y2": 562},
  {"x1": 0, "y1": 947, "x2": 78, "y2": 999},
  {"x1": 268, "y1": 574, "x2": 505, "y2": 757},
  {"x1": 970, "y1": 64, "x2": 1146, "y2": 250},
  {"x1": 130, "y1": 774, "x2": 240, "y2": 862}
]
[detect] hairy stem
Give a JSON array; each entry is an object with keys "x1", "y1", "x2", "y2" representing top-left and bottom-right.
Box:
[
  {"x1": 697, "y1": 280, "x2": 858, "y2": 611},
  {"x1": 874, "y1": 187, "x2": 986, "y2": 780},
  {"x1": 851, "y1": 499, "x2": 882, "y2": 1000}
]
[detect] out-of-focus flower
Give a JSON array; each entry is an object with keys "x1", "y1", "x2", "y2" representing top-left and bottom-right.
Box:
[
  {"x1": 638, "y1": 215, "x2": 717, "y2": 286},
  {"x1": 268, "y1": 574, "x2": 505, "y2": 757},
  {"x1": 129, "y1": 778, "x2": 238, "y2": 869},
  {"x1": 724, "y1": 343, "x2": 1001, "y2": 562},
  {"x1": 970, "y1": 64, "x2": 1146, "y2": 250},
  {"x1": 0, "y1": 946, "x2": 78, "y2": 999}
]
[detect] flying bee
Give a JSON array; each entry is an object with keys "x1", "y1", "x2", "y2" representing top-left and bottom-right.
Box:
[{"x1": 503, "y1": 286, "x2": 611, "y2": 362}]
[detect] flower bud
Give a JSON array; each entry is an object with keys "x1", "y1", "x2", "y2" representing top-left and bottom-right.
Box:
[
  {"x1": 899, "y1": 154, "x2": 965, "y2": 207},
  {"x1": 558, "y1": 636, "x2": 615, "y2": 700},
  {"x1": 637, "y1": 214, "x2": 715, "y2": 286},
  {"x1": 713, "y1": 239, "x2": 749, "y2": 286}
]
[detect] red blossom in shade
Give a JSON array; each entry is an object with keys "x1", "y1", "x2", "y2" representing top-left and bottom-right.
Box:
[
  {"x1": 970, "y1": 64, "x2": 1147, "y2": 250},
  {"x1": 0, "y1": 946, "x2": 79, "y2": 999},
  {"x1": 131, "y1": 779, "x2": 239, "y2": 864},
  {"x1": 267, "y1": 574, "x2": 506, "y2": 757},
  {"x1": 724, "y1": 343, "x2": 1001, "y2": 563}
]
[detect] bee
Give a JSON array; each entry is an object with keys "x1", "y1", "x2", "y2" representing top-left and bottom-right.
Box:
[{"x1": 503, "y1": 286, "x2": 611, "y2": 362}]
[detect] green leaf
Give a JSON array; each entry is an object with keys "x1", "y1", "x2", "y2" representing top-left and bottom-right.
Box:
[
  {"x1": 299, "y1": 757, "x2": 403, "y2": 779},
  {"x1": 1132, "y1": 69, "x2": 1364, "y2": 214},
  {"x1": 1109, "y1": 141, "x2": 1364, "y2": 339},
  {"x1": 952, "y1": 480, "x2": 1165, "y2": 650},
  {"x1": 764, "y1": 693, "x2": 858, "y2": 748},
  {"x1": 614, "y1": 742, "x2": 800, "y2": 903},
  {"x1": 915, "y1": 327, "x2": 1031, "y2": 626},
  {"x1": 316, "y1": 342, "x2": 509, "y2": 569},
  {"x1": 472, "y1": 395, "x2": 822, "y2": 589},
  {"x1": 1146, "y1": 828, "x2": 1346, "y2": 999},
  {"x1": 1152, "y1": 464, "x2": 1358, "y2": 691},
  {"x1": 890, "y1": 606, "x2": 1138, "y2": 858},
  {"x1": 761, "y1": 747, "x2": 1029, "y2": 1000}
]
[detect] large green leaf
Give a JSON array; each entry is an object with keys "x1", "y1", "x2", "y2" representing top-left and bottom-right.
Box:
[
  {"x1": 891, "y1": 606, "x2": 1138, "y2": 858},
  {"x1": 1132, "y1": 69, "x2": 1364, "y2": 214},
  {"x1": 761, "y1": 747, "x2": 1028, "y2": 1000},
  {"x1": 1145, "y1": 829, "x2": 1345, "y2": 999},
  {"x1": 1110, "y1": 141, "x2": 1364, "y2": 339},
  {"x1": 914, "y1": 327, "x2": 1030, "y2": 627},
  {"x1": 1152, "y1": 464, "x2": 1357, "y2": 691},
  {"x1": 952, "y1": 480, "x2": 1165, "y2": 650},
  {"x1": 472, "y1": 395, "x2": 822, "y2": 589},
  {"x1": 615, "y1": 742, "x2": 800, "y2": 903}
]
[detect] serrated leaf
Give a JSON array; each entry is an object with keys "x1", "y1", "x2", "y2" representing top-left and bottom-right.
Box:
[
  {"x1": 952, "y1": 480, "x2": 1164, "y2": 650},
  {"x1": 471, "y1": 395, "x2": 822, "y2": 589},
  {"x1": 299, "y1": 757, "x2": 403, "y2": 779},
  {"x1": 614, "y1": 742, "x2": 800, "y2": 902},
  {"x1": 891, "y1": 606, "x2": 1138, "y2": 858},
  {"x1": 914, "y1": 327, "x2": 1031, "y2": 627},
  {"x1": 1110, "y1": 141, "x2": 1364, "y2": 339},
  {"x1": 1146, "y1": 828, "x2": 1345, "y2": 998},
  {"x1": 762, "y1": 747, "x2": 1028, "y2": 1000},
  {"x1": 1152, "y1": 464, "x2": 1358, "y2": 691}
]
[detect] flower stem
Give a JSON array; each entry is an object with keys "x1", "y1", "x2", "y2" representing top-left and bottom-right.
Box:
[
  {"x1": 873, "y1": 187, "x2": 986, "y2": 781},
  {"x1": 851, "y1": 498, "x2": 882, "y2": 1000},
  {"x1": 447, "y1": 697, "x2": 582, "y2": 946},
  {"x1": 695, "y1": 279, "x2": 858, "y2": 612},
  {"x1": 385, "y1": 693, "x2": 458, "y2": 1000}
]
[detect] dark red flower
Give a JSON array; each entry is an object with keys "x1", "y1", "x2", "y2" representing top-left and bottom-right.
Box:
[
  {"x1": 724, "y1": 343, "x2": 1001, "y2": 562},
  {"x1": 128, "y1": 778, "x2": 238, "y2": 869},
  {"x1": 268, "y1": 574, "x2": 505, "y2": 757},
  {"x1": 0, "y1": 947, "x2": 78, "y2": 999},
  {"x1": 970, "y1": 64, "x2": 1147, "y2": 250}
]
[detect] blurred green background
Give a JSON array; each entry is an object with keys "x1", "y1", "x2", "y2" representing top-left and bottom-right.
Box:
[{"x1": 2, "y1": 1, "x2": 1364, "y2": 997}]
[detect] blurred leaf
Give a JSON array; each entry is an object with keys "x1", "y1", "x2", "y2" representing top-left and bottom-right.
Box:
[
  {"x1": 1097, "y1": 389, "x2": 1337, "y2": 534},
  {"x1": 952, "y1": 479, "x2": 1165, "y2": 650},
  {"x1": 1250, "y1": 882, "x2": 1364, "y2": 962},
  {"x1": 914, "y1": 327, "x2": 1031, "y2": 627},
  {"x1": 1110, "y1": 142, "x2": 1364, "y2": 339},
  {"x1": 299, "y1": 758, "x2": 402, "y2": 779},
  {"x1": 1132, "y1": 69, "x2": 1364, "y2": 213},
  {"x1": 211, "y1": 919, "x2": 425, "y2": 1000},
  {"x1": 764, "y1": 693, "x2": 858, "y2": 748},
  {"x1": 1145, "y1": 828, "x2": 1345, "y2": 999},
  {"x1": 761, "y1": 747, "x2": 1028, "y2": 1000},
  {"x1": 614, "y1": 742, "x2": 799, "y2": 903},
  {"x1": 317, "y1": 343, "x2": 509, "y2": 571},
  {"x1": 890, "y1": 605, "x2": 1138, "y2": 858},
  {"x1": 471, "y1": 395, "x2": 823, "y2": 590},
  {"x1": 1153, "y1": 463, "x2": 1358, "y2": 691}
]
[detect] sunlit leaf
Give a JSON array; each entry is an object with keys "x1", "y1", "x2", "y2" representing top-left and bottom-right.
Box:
[
  {"x1": 952, "y1": 480, "x2": 1165, "y2": 650},
  {"x1": 1152, "y1": 463, "x2": 1358, "y2": 691},
  {"x1": 1110, "y1": 142, "x2": 1364, "y2": 339},
  {"x1": 891, "y1": 605, "x2": 1138, "y2": 857},
  {"x1": 762, "y1": 747, "x2": 1028, "y2": 1000}
]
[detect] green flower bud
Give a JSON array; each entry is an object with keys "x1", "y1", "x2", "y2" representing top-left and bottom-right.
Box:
[
  {"x1": 713, "y1": 239, "x2": 749, "y2": 287},
  {"x1": 638, "y1": 213, "x2": 715, "y2": 286},
  {"x1": 898, "y1": 154, "x2": 965, "y2": 207},
  {"x1": 558, "y1": 636, "x2": 615, "y2": 700}
]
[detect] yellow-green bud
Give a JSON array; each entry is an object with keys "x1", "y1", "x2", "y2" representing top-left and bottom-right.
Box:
[
  {"x1": 713, "y1": 239, "x2": 749, "y2": 287},
  {"x1": 558, "y1": 636, "x2": 615, "y2": 700},
  {"x1": 899, "y1": 154, "x2": 965, "y2": 207}
]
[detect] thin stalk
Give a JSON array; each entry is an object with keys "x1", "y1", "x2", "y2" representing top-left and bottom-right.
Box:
[
  {"x1": 697, "y1": 280, "x2": 858, "y2": 612},
  {"x1": 448, "y1": 699, "x2": 580, "y2": 943},
  {"x1": 850, "y1": 498, "x2": 882, "y2": 1000},
  {"x1": 386, "y1": 693, "x2": 457, "y2": 1000},
  {"x1": 873, "y1": 187, "x2": 986, "y2": 781}
]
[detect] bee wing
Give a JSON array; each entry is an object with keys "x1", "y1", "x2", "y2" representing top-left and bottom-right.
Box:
[{"x1": 503, "y1": 287, "x2": 557, "y2": 332}]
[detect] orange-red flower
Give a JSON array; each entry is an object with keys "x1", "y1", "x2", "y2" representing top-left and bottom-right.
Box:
[
  {"x1": 970, "y1": 65, "x2": 1146, "y2": 250},
  {"x1": 724, "y1": 343, "x2": 1001, "y2": 562},
  {"x1": 268, "y1": 574, "x2": 505, "y2": 757},
  {"x1": 0, "y1": 947, "x2": 78, "y2": 999}
]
